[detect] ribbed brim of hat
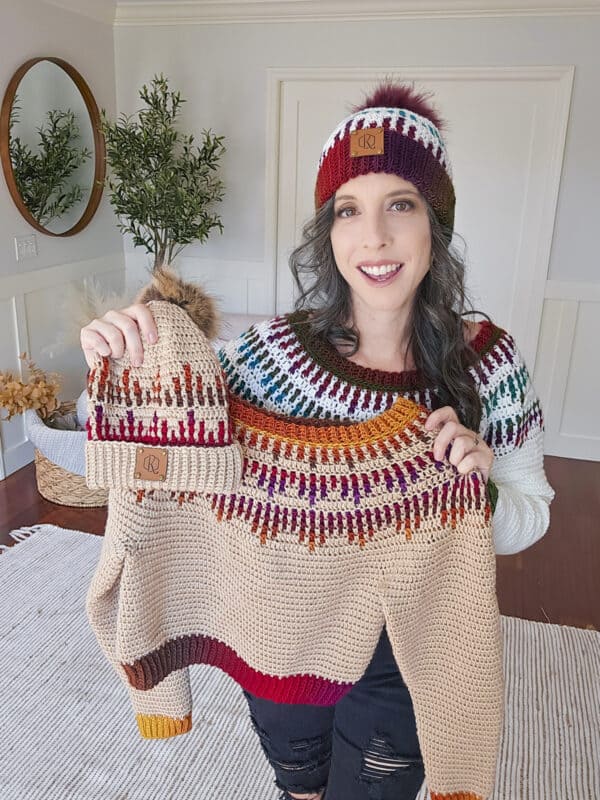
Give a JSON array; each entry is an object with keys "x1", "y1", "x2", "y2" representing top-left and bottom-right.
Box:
[{"x1": 85, "y1": 439, "x2": 243, "y2": 494}]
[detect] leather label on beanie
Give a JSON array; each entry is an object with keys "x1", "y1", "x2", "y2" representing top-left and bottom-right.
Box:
[
  {"x1": 135, "y1": 446, "x2": 168, "y2": 482},
  {"x1": 350, "y1": 127, "x2": 384, "y2": 157}
]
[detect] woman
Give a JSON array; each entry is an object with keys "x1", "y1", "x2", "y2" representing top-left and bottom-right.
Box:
[{"x1": 81, "y1": 81, "x2": 555, "y2": 800}]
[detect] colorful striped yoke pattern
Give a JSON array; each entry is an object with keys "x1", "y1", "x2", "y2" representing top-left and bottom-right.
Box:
[{"x1": 85, "y1": 299, "x2": 504, "y2": 800}]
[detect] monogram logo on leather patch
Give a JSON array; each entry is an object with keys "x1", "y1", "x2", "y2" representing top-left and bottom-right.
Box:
[
  {"x1": 135, "y1": 447, "x2": 168, "y2": 481},
  {"x1": 350, "y1": 127, "x2": 384, "y2": 157}
]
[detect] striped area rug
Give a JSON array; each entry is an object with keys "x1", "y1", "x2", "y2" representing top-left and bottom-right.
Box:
[{"x1": 1, "y1": 525, "x2": 598, "y2": 800}]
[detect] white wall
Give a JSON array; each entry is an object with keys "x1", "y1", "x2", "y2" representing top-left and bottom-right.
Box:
[{"x1": 0, "y1": 0, "x2": 124, "y2": 477}]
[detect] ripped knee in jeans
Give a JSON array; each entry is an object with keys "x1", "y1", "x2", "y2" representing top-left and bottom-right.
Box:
[
  {"x1": 358, "y1": 733, "x2": 424, "y2": 798},
  {"x1": 246, "y1": 710, "x2": 330, "y2": 800}
]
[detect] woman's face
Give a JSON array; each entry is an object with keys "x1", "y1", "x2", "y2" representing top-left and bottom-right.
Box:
[{"x1": 330, "y1": 172, "x2": 432, "y2": 318}]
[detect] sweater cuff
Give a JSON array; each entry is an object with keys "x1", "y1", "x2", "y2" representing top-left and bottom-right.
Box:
[
  {"x1": 486, "y1": 477, "x2": 499, "y2": 515},
  {"x1": 85, "y1": 439, "x2": 243, "y2": 493},
  {"x1": 136, "y1": 712, "x2": 192, "y2": 739}
]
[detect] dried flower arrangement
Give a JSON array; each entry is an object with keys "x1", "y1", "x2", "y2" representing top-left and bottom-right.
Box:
[{"x1": 0, "y1": 352, "x2": 63, "y2": 425}]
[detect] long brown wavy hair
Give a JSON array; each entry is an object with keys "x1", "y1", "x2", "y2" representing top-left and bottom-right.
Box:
[{"x1": 288, "y1": 195, "x2": 492, "y2": 432}]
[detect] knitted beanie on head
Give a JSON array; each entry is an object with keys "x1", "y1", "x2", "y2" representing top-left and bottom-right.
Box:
[
  {"x1": 315, "y1": 80, "x2": 456, "y2": 233},
  {"x1": 85, "y1": 267, "x2": 243, "y2": 494}
]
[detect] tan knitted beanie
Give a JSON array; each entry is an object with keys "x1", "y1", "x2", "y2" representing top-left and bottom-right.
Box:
[{"x1": 85, "y1": 268, "x2": 242, "y2": 494}]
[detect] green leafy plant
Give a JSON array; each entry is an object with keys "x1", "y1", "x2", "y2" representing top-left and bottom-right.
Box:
[
  {"x1": 99, "y1": 74, "x2": 225, "y2": 269},
  {"x1": 9, "y1": 96, "x2": 92, "y2": 226}
]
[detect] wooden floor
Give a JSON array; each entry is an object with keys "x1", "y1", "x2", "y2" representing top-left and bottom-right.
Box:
[{"x1": 1, "y1": 455, "x2": 598, "y2": 631}]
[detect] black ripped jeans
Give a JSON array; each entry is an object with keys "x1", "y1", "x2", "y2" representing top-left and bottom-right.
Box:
[{"x1": 242, "y1": 625, "x2": 425, "y2": 800}]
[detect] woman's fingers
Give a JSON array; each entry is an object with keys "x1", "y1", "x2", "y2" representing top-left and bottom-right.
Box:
[
  {"x1": 101, "y1": 310, "x2": 146, "y2": 365},
  {"x1": 431, "y1": 420, "x2": 461, "y2": 462},
  {"x1": 80, "y1": 304, "x2": 158, "y2": 370},
  {"x1": 81, "y1": 327, "x2": 115, "y2": 369},
  {"x1": 425, "y1": 406, "x2": 465, "y2": 461},
  {"x1": 84, "y1": 316, "x2": 128, "y2": 359},
  {"x1": 424, "y1": 405, "x2": 459, "y2": 430},
  {"x1": 447, "y1": 433, "x2": 478, "y2": 468},
  {"x1": 425, "y1": 405, "x2": 492, "y2": 481},
  {"x1": 118, "y1": 303, "x2": 158, "y2": 347}
]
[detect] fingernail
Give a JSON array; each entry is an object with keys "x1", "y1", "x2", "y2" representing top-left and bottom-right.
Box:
[{"x1": 147, "y1": 332, "x2": 157, "y2": 343}]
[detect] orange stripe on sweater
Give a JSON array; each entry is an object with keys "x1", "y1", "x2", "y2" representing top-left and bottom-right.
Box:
[{"x1": 229, "y1": 393, "x2": 425, "y2": 447}]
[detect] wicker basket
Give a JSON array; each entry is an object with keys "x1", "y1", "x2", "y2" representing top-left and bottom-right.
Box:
[
  {"x1": 27, "y1": 400, "x2": 108, "y2": 508},
  {"x1": 33, "y1": 447, "x2": 108, "y2": 507}
]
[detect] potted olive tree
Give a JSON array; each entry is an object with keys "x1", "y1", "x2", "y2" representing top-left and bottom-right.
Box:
[{"x1": 99, "y1": 73, "x2": 226, "y2": 269}]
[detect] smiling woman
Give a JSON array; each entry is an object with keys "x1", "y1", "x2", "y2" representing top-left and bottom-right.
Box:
[
  {"x1": 210, "y1": 79, "x2": 555, "y2": 800},
  {"x1": 288, "y1": 102, "x2": 489, "y2": 433},
  {"x1": 79, "y1": 77, "x2": 555, "y2": 800}
]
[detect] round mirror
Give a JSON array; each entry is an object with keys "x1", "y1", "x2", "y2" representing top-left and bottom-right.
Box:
[{"x1": 0, "y1": 57, "x2": 105, "y2": 236}]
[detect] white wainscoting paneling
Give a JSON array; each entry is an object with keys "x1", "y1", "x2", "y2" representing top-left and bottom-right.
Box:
[
  {"x1": 0, "y1": 255, "x2": 125, "y2": 479},
  {"x1": 535, "y1": 282, "x2": 600, "y2": 461}
]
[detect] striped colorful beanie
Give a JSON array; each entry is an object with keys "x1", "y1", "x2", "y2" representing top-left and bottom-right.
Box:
[{"x1": 315, "y1": 81, "x2": 456, "y2": 233}]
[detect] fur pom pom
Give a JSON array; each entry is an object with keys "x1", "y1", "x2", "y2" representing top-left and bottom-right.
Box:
[
  {"x1": 133, "y1": 265, "x2": 220, "y2": 341},
  {"x1": 352, "y1": 79, "x2": 446, "y2": 132}
]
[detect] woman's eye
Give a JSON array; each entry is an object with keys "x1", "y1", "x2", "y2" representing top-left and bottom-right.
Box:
[
  {"x1": 391, "y1": 200, "x2": 414, "y2": 211},
  {"x1": 335, "y1": 201, "x2": 413, "y2": 217}
]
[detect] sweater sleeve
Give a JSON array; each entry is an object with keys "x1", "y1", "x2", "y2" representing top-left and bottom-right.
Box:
[
  {"x1": 478, "y1": 329, "x2": 555, "y2": 556},
  {"x1": 85, "y1": 493, "x2": 193, "y2": 739}
]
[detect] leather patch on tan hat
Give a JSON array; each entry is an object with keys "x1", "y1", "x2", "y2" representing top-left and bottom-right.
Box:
[
  {"x1": 350, "y1": 127, "x2": 384, "y2": 157},
  {"x1": 135, "y1": 446, "x2": 168, "y2": 481}
]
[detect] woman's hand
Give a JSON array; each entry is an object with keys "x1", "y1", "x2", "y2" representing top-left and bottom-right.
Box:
[
  {"x1": 80, "y1": 304, "x2": 158, "y2": 370},
  {"x1": 424, "y1": 406, "x2": 494, "y2": 484}
]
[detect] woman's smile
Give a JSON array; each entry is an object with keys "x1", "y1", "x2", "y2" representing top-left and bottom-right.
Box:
[{"x1": 357, "y1": 261, "x2": 404, "y2": 284}]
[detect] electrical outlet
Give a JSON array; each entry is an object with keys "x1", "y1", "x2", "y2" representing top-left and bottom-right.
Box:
[{"x1": 15, "y1": 234, "x2": 38, "y2": 261}]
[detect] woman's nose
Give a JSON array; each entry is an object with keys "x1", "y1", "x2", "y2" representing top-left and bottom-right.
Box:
[{"x1": 361, "y1": 213, "x2": 392, "y2": 249}]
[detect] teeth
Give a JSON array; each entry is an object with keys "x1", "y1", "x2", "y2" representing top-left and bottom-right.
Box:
[{"x1": 359, "y1": 263, "x2": 402, "y2": 277}]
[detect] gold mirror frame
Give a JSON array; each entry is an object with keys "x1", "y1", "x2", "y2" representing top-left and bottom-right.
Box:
[{"x1": 0, "y1": 57, "x2": 106, "y2": 237}]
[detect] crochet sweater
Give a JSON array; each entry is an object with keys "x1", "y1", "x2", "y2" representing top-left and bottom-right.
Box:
[
  {"x1": 85, "y1": 301, "x2": 504, "y2": 800},
  {"x1": 218, "y1": 310, "x2": 556, "y2": 555}
]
